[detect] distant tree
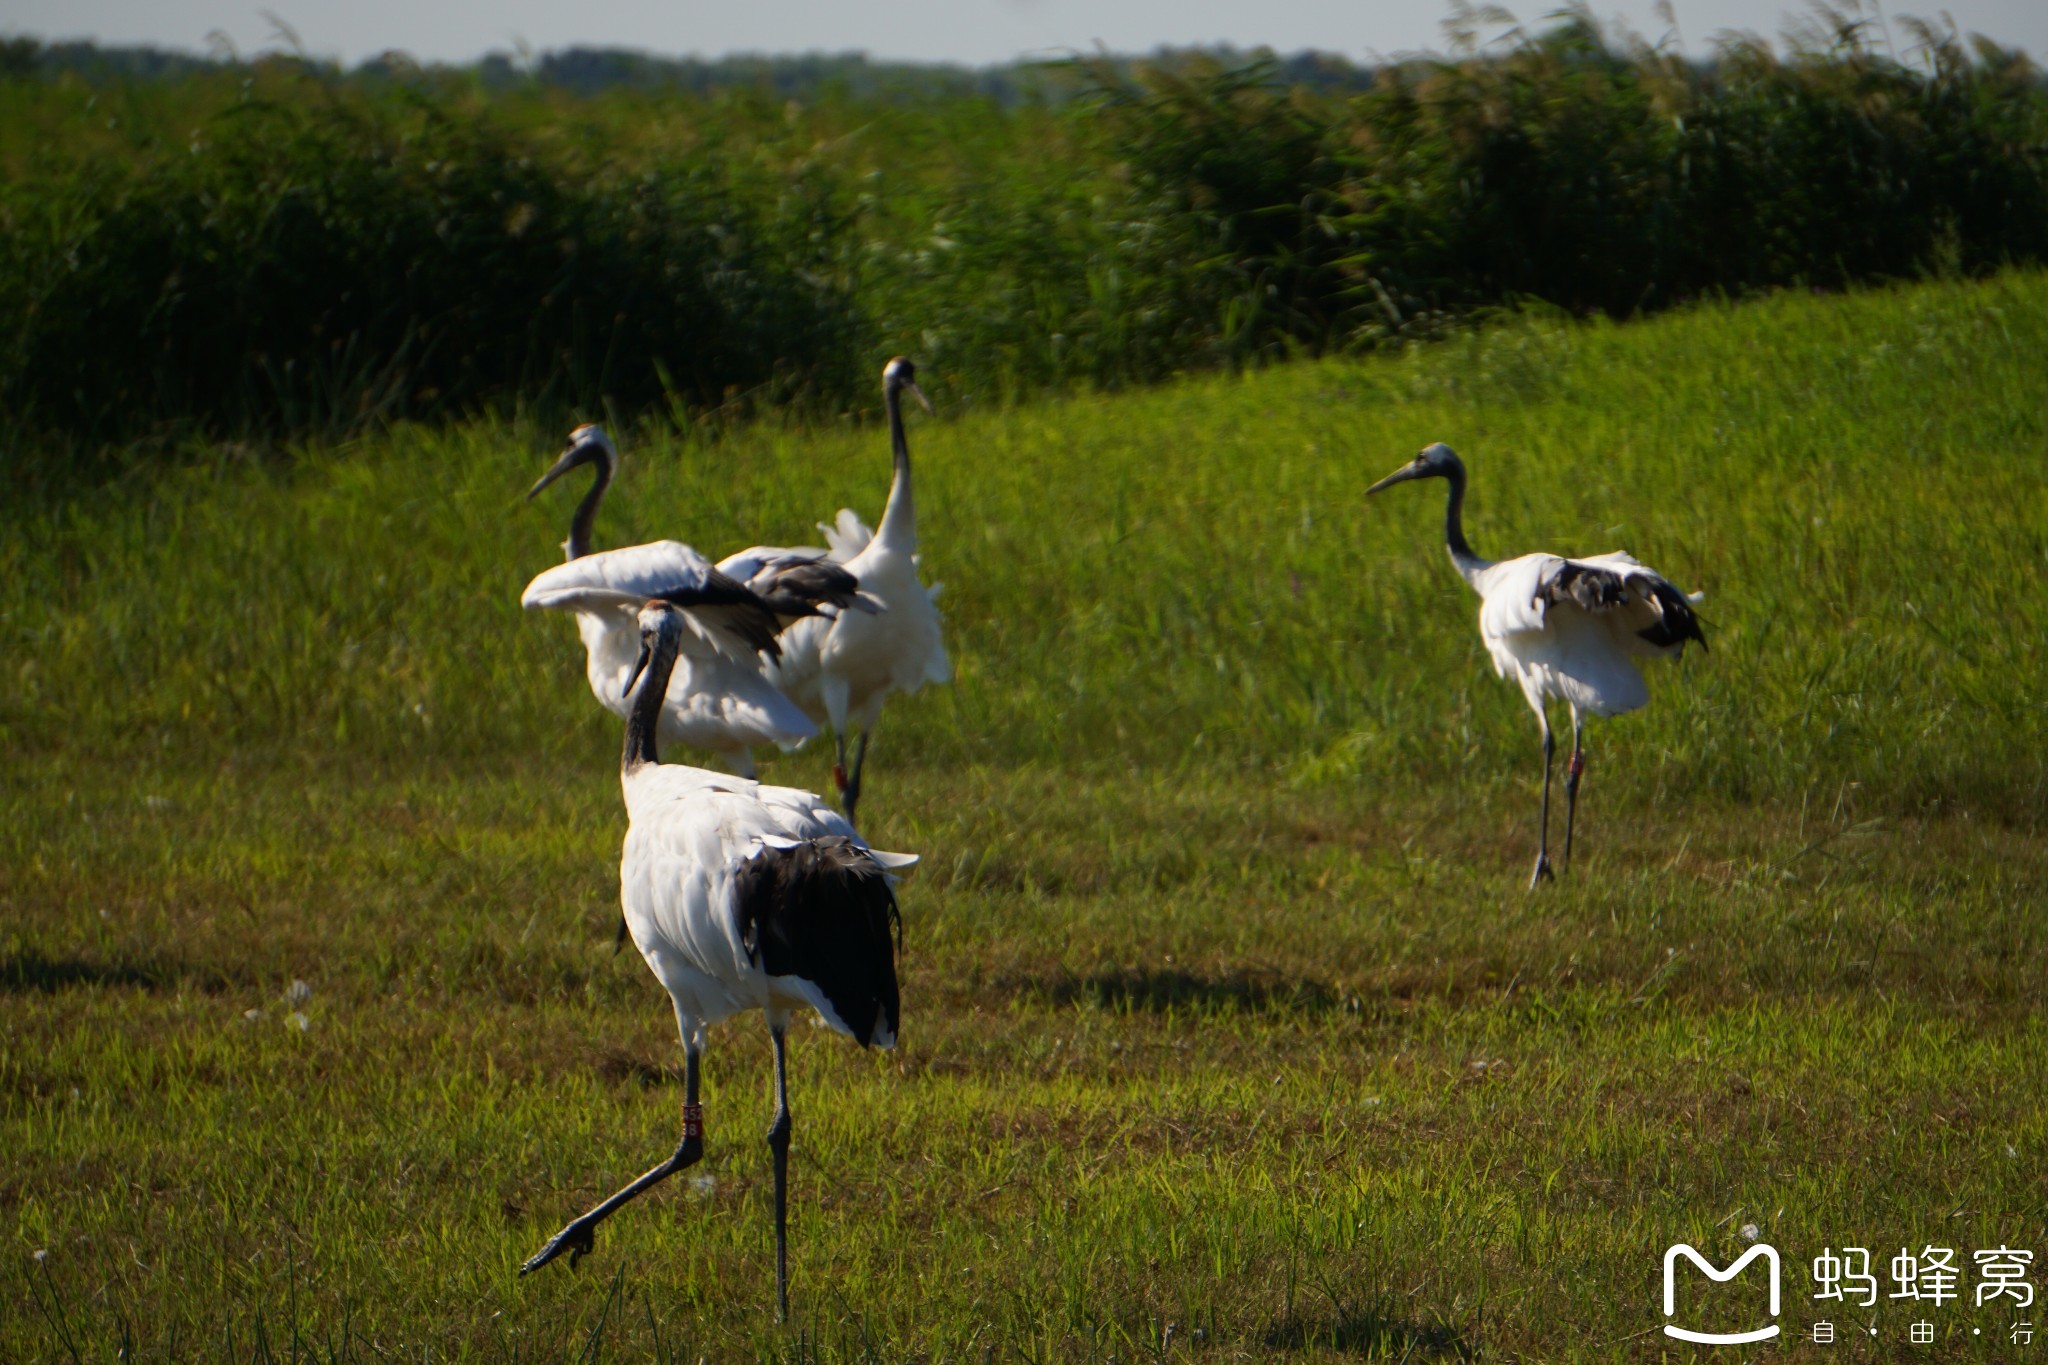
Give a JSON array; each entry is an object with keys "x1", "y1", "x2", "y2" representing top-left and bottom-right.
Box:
[{"x1": 0, "y1": 36, "x2": 40, "y2": 78}]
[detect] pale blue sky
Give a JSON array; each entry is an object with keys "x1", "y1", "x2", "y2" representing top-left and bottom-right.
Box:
[{"x1": 6, "y1": 0, "x2": 2042, "y2": 68}]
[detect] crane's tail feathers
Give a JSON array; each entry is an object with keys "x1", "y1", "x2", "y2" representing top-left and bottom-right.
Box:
[
  {"x1": 1634, "y1": 576, "x2": 1708, "y2": 653},
  {"x1": 735, "y1": 836, "x2": 904, "y2": 1048},
  {"x1": 1537, "y1": 558, "x2": 1707, "y2": 655},
  {"x1": 819, "y1": 509, "x2": 874, "y2": 562}
]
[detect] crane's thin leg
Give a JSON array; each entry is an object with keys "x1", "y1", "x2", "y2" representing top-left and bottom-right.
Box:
[
  {"x1": 1561, "y1": 710, "x2": 1585, "y2": 873},
  {"x1": 521, "y1": 1046, "x2": 704, "y2": 1275},
  {"x1": 823, "y1": 678, "x2": 856, "y2": 825},
  {"x1": 1530, "y1": 714, "x2": 1556, "y2": 889},
  {"x1": 831, "y1": 731, "x2": 851, "y2": 815},
  {"x1": 766, "y1": 1024, "x2": 793, "y2": 1322},
  {"x1": 841, "y1": 731, "x2": 871, "y2": 830}
]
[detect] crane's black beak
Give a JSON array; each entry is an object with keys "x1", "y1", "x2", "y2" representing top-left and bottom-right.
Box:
[
  {"x1": 907, "y1": 380, "x2": 933, "y2": 416},
  {"x1": 527, "y1": 442, "x2": 590, "y2": 501},
  {"x1": 1366, "y1": 462, "x2": 1425, "y2": 496},
  {"x1": 621, "y1": 640, "x2": 651, "y2": 700}
]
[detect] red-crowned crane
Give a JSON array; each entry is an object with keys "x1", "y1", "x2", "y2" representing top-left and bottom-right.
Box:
[
  {"x1": 522, "y1": 425, "x2": 819, "y2": 773},
  {"x1": 760, "y1": 358, "x2": 950, "y2": 827},
  {"x1": 519, "y1": 597, "x2": 913, "y2": 1323},
  {"x1": 1367, "y1": 443, "x2": 1706, "y2": 887}
]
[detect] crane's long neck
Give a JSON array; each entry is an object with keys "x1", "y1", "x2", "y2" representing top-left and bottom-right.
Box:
[
  {"x1": 1441, "y1": 463, "x2": 1490, "y2": 589},
  {"x1": 622, "y1": 629, "x2": 679, "y2": 777},
  {"x1": 873, "y1": 382, "x2": 916, "y2": 552},
  {"x1": 565, "y1": 454, "x2": 614, "y2": 562}
]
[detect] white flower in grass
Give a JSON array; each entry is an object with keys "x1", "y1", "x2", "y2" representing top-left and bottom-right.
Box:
[
  {"x1": 688, "y1": 1174, "x2": 717, "y2": 1201},
  {"x1": 285, "y1": 1012, "x2": 311, "y2": 1032},
  {"x1": 1741, "y1": 1223, "x2": 1761, "y2": 1243},
  {"x1": 284, "y1": 980, "x2": 312, "y2": 1007},
  {"x1": 243, "y1": 1008, "x2": 263, "y2": 1022}
]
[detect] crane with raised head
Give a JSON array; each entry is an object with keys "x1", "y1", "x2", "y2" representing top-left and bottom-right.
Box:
[
  {"x1": 763, "y1": 357, "x2": 950, "y2": 827},
  {"x1": 1367, "y1": 442, "x2": 1706, "y2": 887}
]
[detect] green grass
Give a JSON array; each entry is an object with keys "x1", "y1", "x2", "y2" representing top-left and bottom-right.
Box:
[{"x1": 4, "y1": 273, "x2": 2047, "y2": 1360}]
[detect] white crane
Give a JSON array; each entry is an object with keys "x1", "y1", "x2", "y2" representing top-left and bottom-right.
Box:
[
  {"x1": 524, "y1": 424, "x2": 835, "y2": 776},
  {"x1": 520, "y1": 596, "x2": 913, "y2": 1322},
  {"x1": 1366, "y1": 443, "x2": 1706, "y2": 887},
  {"x1": 762, "y1": 357, "x2": 951, "y2": 826}
]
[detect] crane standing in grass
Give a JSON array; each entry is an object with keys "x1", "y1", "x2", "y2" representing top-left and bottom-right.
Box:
[
  {"x1": 1366, "y1": 443, "x2": 1706, "y2": 887},
  {"x1": 520, "y1": 597, "x2": 912, "y2": 1323},
  {"x1": 523, "y1": 425, "x2": 869, "y2": 776},
  {"x1": 764, "y1": 357, "x2": 950, "y2": 828}
]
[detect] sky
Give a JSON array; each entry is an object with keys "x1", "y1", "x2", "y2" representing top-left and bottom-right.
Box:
[{"x1": 7, "y1": 0, "x2": 2044, "y2": 69}]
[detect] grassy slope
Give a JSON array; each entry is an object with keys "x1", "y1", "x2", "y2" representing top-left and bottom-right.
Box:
[{"x1": 2, "y1": 274, "x2": 2046, "y2": 1360}]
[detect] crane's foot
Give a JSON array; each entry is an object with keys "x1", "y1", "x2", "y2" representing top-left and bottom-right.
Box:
[
  {"x1": 520, "y1": 1218, "x2": 596, "y2": 1275},
  {"x1": 1528, "y1": 853, "x2": 1555, "y2": 889}
]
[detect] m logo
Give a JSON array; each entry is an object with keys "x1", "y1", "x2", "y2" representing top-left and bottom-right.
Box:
[{"x1": 1663, "y1": 1243, "x2": 1782, "y2": 1344}]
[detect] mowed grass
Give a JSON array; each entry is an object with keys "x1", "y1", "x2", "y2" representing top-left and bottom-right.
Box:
[{"x1": 3, "y1": 273, "x2": 2047, "y2": 1359}]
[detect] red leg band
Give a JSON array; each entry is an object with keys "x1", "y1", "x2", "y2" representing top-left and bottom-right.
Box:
[{"x1": 1568, "y1": 751, "x2": 1585, "y2": 779}]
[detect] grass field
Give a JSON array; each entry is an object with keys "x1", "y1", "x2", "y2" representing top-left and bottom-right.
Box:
[{"x1": 3, "y1": 273, "x2": 2046, "y2": 1360}]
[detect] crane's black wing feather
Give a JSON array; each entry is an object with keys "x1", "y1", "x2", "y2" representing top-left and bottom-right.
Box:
[
  {"x1": 734, "y1": 837, "x2": 902, "y2": 1047},
  {"x1": 1537, "y1": 560, "x2": 1707, "y2": 652}
]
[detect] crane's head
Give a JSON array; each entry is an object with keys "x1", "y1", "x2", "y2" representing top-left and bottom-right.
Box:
[
  {"x1": 527, "y1": 424, "x2": 618, "y2": 501},
  {"x1": 621, "y1": 599, "x2": 686, "y2": 700},
  {"x1": 882, "y1": 356, "x2": 934, "y2": 416},
  {"x1": 1366, "y1": 441, "x2": 1463, "y2": 495}
]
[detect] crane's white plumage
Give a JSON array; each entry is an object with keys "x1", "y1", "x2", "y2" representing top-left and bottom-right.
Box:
[
  {"x1": 522, "y1": 599, "x2": 912, "y2": 1323},
  {"x1": 765, "y1": 358, "x2": 950, "y2": 825},
  {"x1": 1368, "y1": 442, "x2": 1705, "y2": 885},
  {"x1": 522, "y1": 427, "x2": 816, "y2": 772},
  {"x1": 770, "y1": 508, "x2": 951, "y2": 733},
  {"x1": 608, "y1": 602, "x2": 912, "y2": 1043},
  {"x1": 619, "y1": 763, "x2": 911, "y2": 1045},
  {"x1": 1473, "y1": 550, "x2": 1693, "y2": 720}
]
